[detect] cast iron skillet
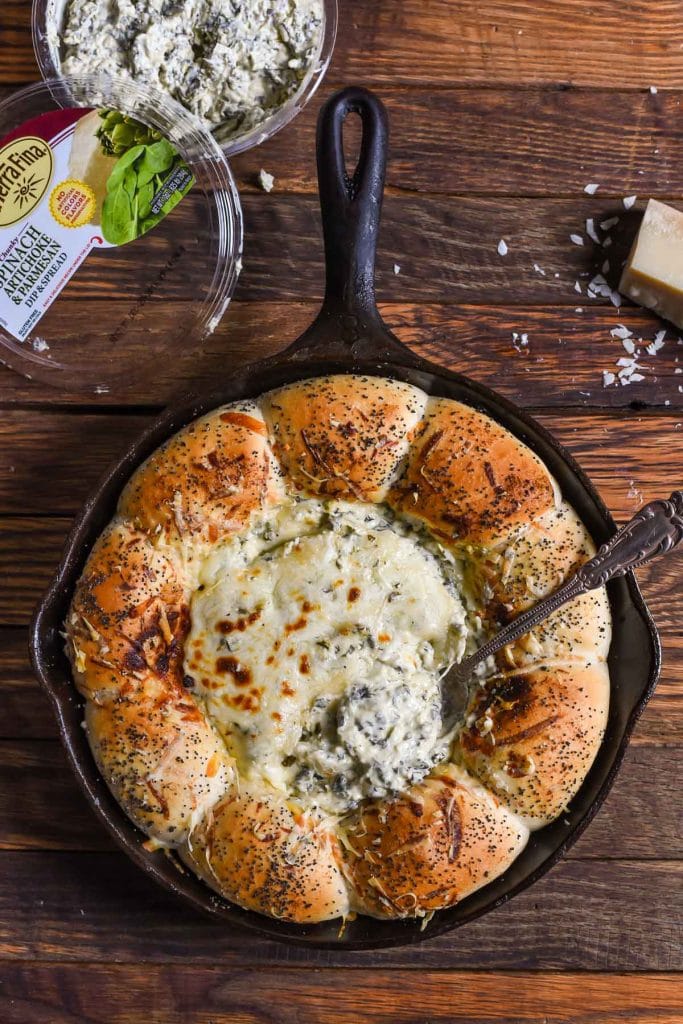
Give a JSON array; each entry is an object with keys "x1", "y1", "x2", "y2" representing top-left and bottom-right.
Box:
[{"x1": 30, "y1": 87, "x2": 661, "y2": 949}]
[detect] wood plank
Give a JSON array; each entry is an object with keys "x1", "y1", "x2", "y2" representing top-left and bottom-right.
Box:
[
  {"x1": 0, "y1": 302, "x2": 681, "y2": 410},
  {"x1": 6, "y1": 1, "x2": 683, "y2": 89},
  {"x1": 0, "y1": 739, "x2": 679, "y2": 859},
  {"x1": 0, "y1": 853, "x2": 678, "y2": 968},
  {"x1": 0, "y1": 4, "x2": 34, "y2": 84},
  {"x1": 0, "y1": 412, "x2": 151, "y2": 514},
  {"x1": 0, "y1": 194, "x2": 652, "y2": 304},
  {"x1": 0, "y1": 630, "x2": 55, "y2": 739},
  {"x1": 336, "y1": 0, "x2": 683, "y2": 90},
  {"x1": 230, "y1": 86, "x2": 683, "y2": 199},
  {"x1": 0, "y1": 965, "x2": 680, "y2": 1024},
  {"x1": 1, "y1": 81, "x2": 682, "y2": 198},
  {"x1": 1, "y1": 409, "x2": 681, "y2": 518},
  {"x1": 229, "y1": 194, "x2": 649, "y2": 305}
]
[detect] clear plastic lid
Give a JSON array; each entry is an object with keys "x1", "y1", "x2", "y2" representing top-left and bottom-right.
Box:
[{"x1": 0, "y1": 76, "x2": 243, "y2": 393}]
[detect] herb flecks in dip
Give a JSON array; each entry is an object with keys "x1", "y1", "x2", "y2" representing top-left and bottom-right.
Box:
[
  {"x1": 185, "y1": 499, "x2": 472, "y2": 814},
  {"x1": 60, "y1": 0, "x2": 324, "y2": 137}
]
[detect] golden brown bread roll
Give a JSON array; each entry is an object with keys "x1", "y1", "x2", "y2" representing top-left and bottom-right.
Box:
[
  {"x1": 184, "y1": 785, "x2": 350, "y2": 922},
  {"x1": 86, "y1": 681, "x2": 233, "y2": 845},
  {"x1": 342, "y1": 764, "x2": 528, "y2": 918},
  {"x1": 457, "y1": 661, "x2": 609, "y2": 827},
  {"x1": 65, "y1": 375, "x2": 611, "y2": 924},
  {"x1": 67, "y1": 521, "x2": 188, "y2": 702},
  {"x1": 388, "y1": 396, "x2": 558, "y2": 548},
  {"x1": 261, "y1": 375, "x2": 427, "y2": 502},
  {"x1": 119, "y1": 402, "x2": 284, "y2": 546},
  {"x1": 476, "y1": 502, "x2": 611, "y2": 669}
]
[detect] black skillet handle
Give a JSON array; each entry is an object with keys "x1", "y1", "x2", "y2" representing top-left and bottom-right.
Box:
[
  {"x1": 317, "y1": 86, "x2": 388, "y2": 320},
  {"x1": 288, "y1": 87, "x2": 416, "y2": 363}
]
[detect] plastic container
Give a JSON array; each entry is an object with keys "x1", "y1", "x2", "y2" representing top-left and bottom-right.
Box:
[
  {"x1": 0, "y1": 75, "x2": 242, "y2": 393},
  {"x1": 32, "y1": 0, "x2": 338, "y2": 157}
]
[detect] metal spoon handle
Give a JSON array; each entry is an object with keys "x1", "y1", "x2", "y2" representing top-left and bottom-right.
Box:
[
  {"x1": 449, "y1": 491, "x2": 683, "y2": 686},
  {"x1": 577, "y1": 490, "x2": 683, "y2": 584}
]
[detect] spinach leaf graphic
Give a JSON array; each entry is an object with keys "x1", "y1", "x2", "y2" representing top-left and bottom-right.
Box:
[
  {"x1": 96, "y1": 109, "x2": 194, "y2": 247},
  {"x1": 101, "y1": 187, "x2": 136, "y2": 246}
]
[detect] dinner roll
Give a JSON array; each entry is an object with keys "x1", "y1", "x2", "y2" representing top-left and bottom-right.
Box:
[
  {"x1": 119, "y1": 402, "x2": 284, "y2": 546},
  {"x1": 458, "y1": 661, "x2": 609, "y2": 827},
  {"x1": 343, "y1": 763, "x2": 528, "y2": 918},
  {"x1": 389, "y1": 396, "x2": 558, "y2": 548},
  {"x1": 67, "y1": 520, "x2": 187, "y2": 702},
  {"x1": 477, "y1": 502, "x2": 611, "y2": 667},
  {"x1": 184, "y1": 785, "x2": 350, "y2": 922},
  {"x1": 86, "y1": 679, "x2": 233, "y2": 845},
  {"x1": 261, "y1": 375, "x2": 427, "y2": 502}
]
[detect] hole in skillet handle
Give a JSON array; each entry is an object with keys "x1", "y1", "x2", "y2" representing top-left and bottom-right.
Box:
[{"x1": 288, "y1": 86, "x2": 418, "y2": 365}]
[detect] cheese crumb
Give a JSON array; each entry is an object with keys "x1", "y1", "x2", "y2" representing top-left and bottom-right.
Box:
[
  {"x1": 570, "y1": 233, "x2": 584, "y2": 246},
  {"x1": 586, "y1": 218, "x2": 601, "y2": 244},
  {"x1": 623, "y1": 195, "x2": 637, "y2": 210},
  {"x1": 611, "y1": 324, "x2": 633, "y2": 340},
  {"x1": 497, "y1": 239, "x2": 509, "y2": 256},
  {"x1": 584, "y1": 183, "x2": 600, "y2": 195},
  {"x1": 258, "y1": 169, "x2": 275, "y2": 193},
  {"x1": 646, "y1": 330, "x2": 666, "y2": 355}
]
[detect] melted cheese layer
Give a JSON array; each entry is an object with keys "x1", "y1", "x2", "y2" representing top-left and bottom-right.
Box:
[{"x1": 185, "y1": 499, "x2": 469, "y2": 813}]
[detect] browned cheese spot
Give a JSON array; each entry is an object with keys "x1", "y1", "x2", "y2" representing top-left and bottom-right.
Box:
[{"x1": 215, "y1": 656, "x2": 252, "y2": 687}]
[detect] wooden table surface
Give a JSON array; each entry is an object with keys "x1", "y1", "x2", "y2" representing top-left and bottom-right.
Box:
[{"x1": 1, "y1": 2, "x2": 682, "y2": 1021}]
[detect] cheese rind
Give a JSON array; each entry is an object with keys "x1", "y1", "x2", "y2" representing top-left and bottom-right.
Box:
[{"x1": 620, "y1": 198, "x2": 683, "y2": 329}]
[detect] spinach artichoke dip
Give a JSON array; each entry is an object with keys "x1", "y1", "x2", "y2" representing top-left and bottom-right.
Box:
[
  {"x1": 185, "y1": 498, "x2": 474, "y2": 815},
  {"x1": 59, "y1": 0, "x2": 324, "y2": 137}
]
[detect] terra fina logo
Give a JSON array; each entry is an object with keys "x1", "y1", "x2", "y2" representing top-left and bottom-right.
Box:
[{"x1": 0, "y1": 136, "x2": 53, "y2": 227}]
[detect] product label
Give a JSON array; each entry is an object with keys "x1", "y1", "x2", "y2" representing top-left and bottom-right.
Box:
[{"x1": 0, "y1": 108, "x2": 195, "y2": 343}]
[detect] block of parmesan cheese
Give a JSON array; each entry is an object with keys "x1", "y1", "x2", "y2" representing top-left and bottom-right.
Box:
[{"x1": 620, "y1": 199, "x2": 683, "y2": 329}]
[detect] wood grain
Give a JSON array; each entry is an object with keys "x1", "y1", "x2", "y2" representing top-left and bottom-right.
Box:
[
  {"x1": 0, "y1": 194, "x2": 645, "y2": 304},
  {"x1": 0, "y1": 739, "x2": 679, "y2": 859},
  {"x1": 0, "y1": 965, "x2": 680, "y2": 1024},
  {"x1": 1, "y1": 81, "x2": 683, "y2": 199},
  {"x1": 6, "y1": 0, "x2": 683, "y2": 89},
  {"x1": 0, "y1": 630, "x2": 55, "y2": 739},
  {"x1": 0, "y1": 853, "x2": 679, "y2": 968},
  {"x1": 1, "y1": 302, "x2": 682, "y2": 409},
  {"x1": 232, "y1": 87, "x2": 683, "y2": 199}
]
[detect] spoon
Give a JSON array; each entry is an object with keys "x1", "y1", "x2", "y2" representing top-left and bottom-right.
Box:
[{"x1": 442, "y1": 490, "x2": 683, "y2": 722}]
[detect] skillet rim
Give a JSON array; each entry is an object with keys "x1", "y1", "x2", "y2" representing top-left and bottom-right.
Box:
[{"x1": 29, "y1": 343, "x2": 662, "y2": 951}]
